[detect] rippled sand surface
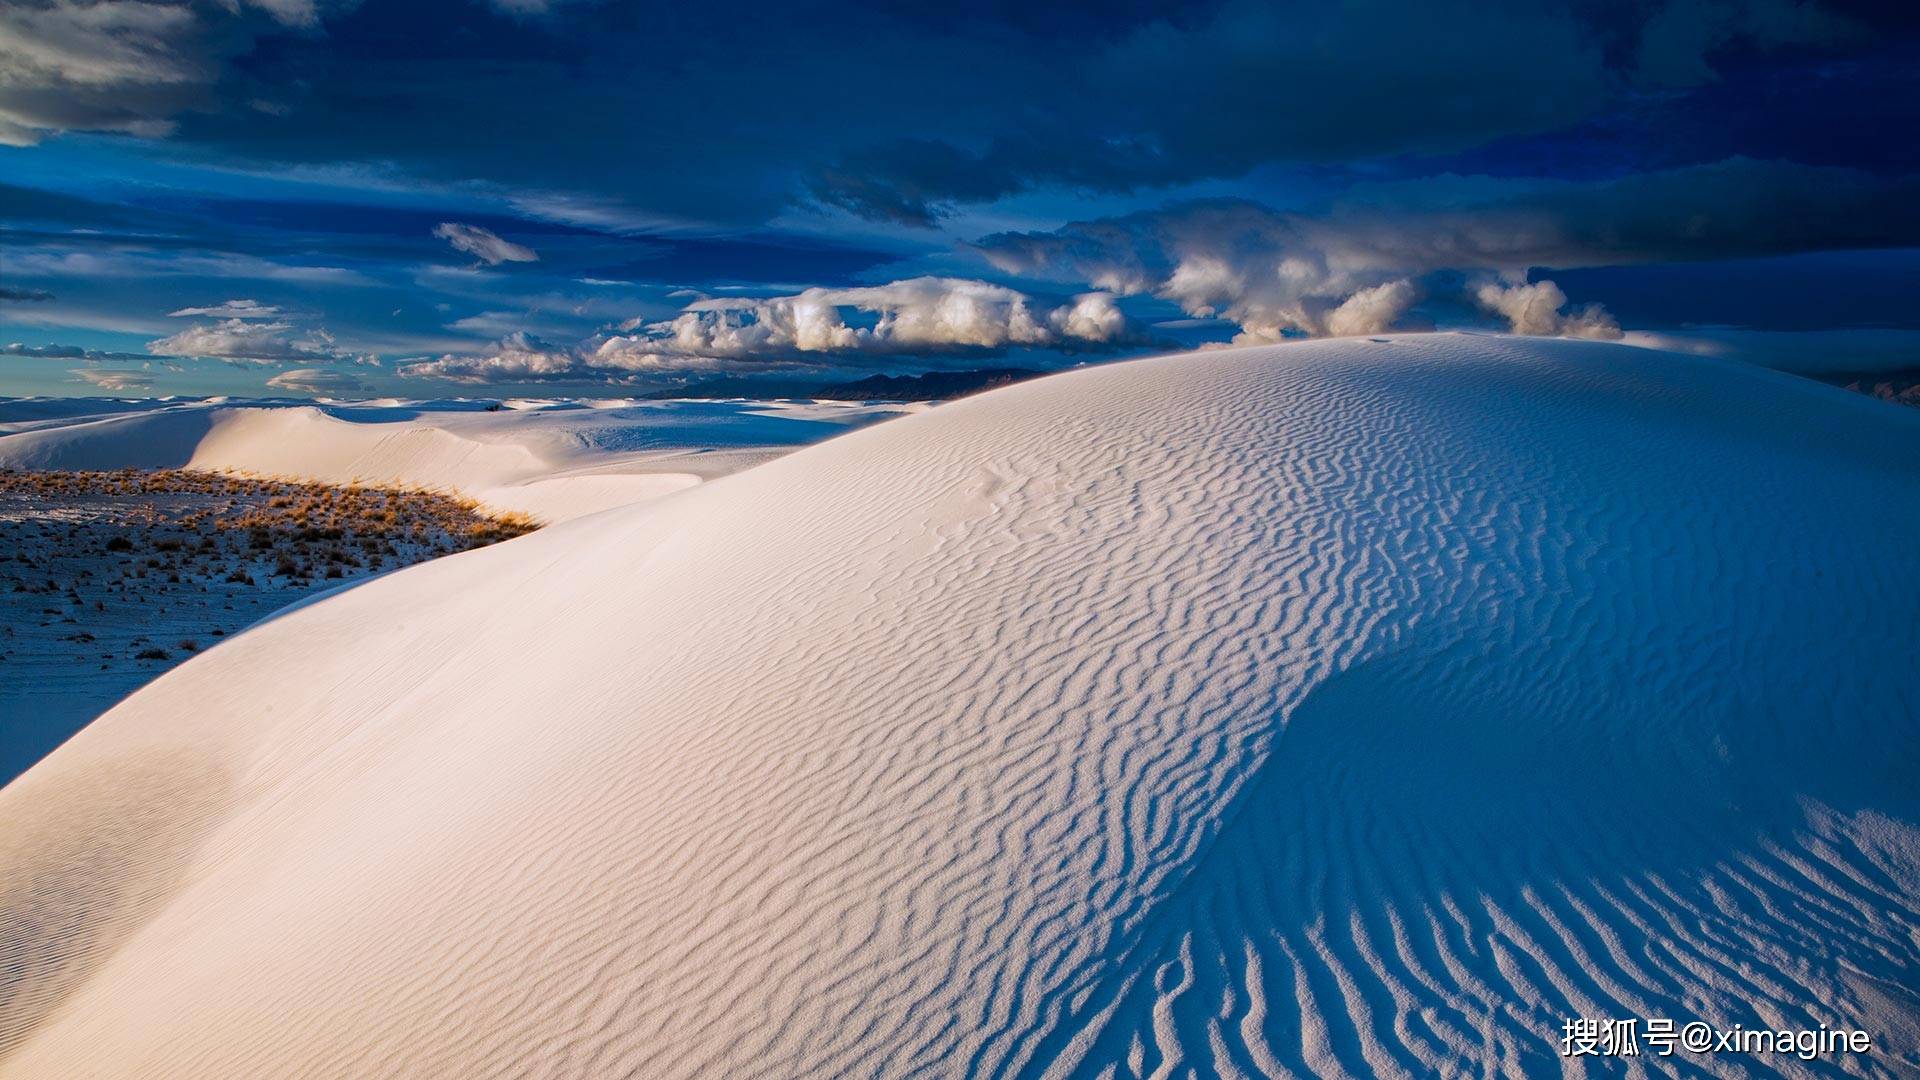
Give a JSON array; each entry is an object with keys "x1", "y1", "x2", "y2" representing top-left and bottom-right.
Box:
[{"x1": 3, "y1": 334, "x2": 1917, "y2": 1077}]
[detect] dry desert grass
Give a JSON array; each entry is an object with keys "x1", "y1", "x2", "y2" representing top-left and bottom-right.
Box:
[{"x1": 0, "y1": 468, "x2": 539, "y2": 782}]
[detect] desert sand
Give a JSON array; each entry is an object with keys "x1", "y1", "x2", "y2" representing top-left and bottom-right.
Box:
[
  {"x1": 1, "y1": 334, "x2": 1917, "y2": 1077},
  {"x1": 0, "y1": 396, "x2": 922, "y2": 523},
  {"x1": 0, "y1": 469, "x2": 534, "y2": 782}
]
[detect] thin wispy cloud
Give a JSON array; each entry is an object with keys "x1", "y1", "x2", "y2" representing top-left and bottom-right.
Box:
[
  {"x1": 433, "y1": 223, "x2": 538, "y2": 266},
  {"x1": 264, "y1": 367, "x2": 369, "y2": 395},
  {"x1": 7, "y1": 248, "x2": 369, "y2": 284},
  {"x1": 168, "y1": 299, "x2": 283, "y2": 319},
  {"x1": 70, "y1": 367, "x2": 153, "y2": 391}
]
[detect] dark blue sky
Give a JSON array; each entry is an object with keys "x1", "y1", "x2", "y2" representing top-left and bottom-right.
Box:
[{"x1": 2, "y1": 0, "x2": 1917, "y2": 396}]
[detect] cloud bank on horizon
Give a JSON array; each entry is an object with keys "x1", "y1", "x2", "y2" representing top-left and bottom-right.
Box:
[
  {"x1": 400, "y1": 279, "x2": 1133, "y2": 383},
  {"x1": 1, "y1": 0, "x2": 1916, "y2": 394}
]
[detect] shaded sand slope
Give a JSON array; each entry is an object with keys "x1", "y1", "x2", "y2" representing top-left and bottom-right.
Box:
[
  {"x1": 3, "y1": 334, "x2": 1918, "y2": 1078},
  {"x1": 0, "y1": 398, "x2": 917, "y2": 522}
]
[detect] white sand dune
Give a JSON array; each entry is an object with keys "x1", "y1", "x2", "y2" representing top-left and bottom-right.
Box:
[
  {"x1": 2, "y1": 334, "x2": 1918, "y2": 1077},
  {"x1": 0, "y1": 397, "x2": 917, "y2": 521}
]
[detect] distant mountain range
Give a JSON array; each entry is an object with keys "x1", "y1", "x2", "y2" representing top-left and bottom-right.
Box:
[{"x1": 643, "y1": 367, "x2": 1052, "y2": 402}]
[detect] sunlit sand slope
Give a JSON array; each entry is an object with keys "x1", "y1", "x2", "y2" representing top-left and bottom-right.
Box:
[{"x1": 3, "y1": 334, "x2": 1917, "y2": 1078}]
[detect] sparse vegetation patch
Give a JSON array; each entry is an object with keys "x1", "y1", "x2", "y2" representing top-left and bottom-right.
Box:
[{"x1": 0, "y1": 467, "x2": 541, "y2": 774}]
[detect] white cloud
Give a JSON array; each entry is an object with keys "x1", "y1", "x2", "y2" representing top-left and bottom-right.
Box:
[
  {"x1": 1472, "y1": 279, "x2": 1620, "y2": 340},
  {"x1": 433, "y1": 222, "x2": 539, "y2": 266},
  {"x1": 1324, "y1": 279, "x2": 1421, "y2": 339},
  {"x1": 447, "y1": 311, "x2": 534, "y2": 336},
  {"x1": 443, "y1": 308, "x2": 606, "y2": 340},
  {"x1": 72, "y1": 367, "x2": 153, "y2": 391},
  {"x1": 265, "y1": 367, "x2": 369, "y2": 395},
  {"x1": 1048, "y1": 292, "x2": 1128, "y2": 343},
  {"x1": 400, "y1": 278, "x2": 1135, "y2": 384},
  {"x1": 398, "y1": 332, "x2": 583, "y2": 384},
  {"x1": 972, "y1": 161, "x2": 1920, "y2": 343},
  {"x1": 978, "y1": 200, "x2": 1452, "y2": 341},
  {"x1": 148, "y1": 317, "x2": 365, "y2": 364},
  {"x1": 168, "y1": 298, "x2": 283, "y2": 319},
  {"x1": 653, "y1": 277, "x2": 1129, "y2": 358}
]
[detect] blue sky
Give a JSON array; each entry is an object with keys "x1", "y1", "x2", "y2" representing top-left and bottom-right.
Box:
[{"x1": 2, "y1": 0, "x2": 1917, "y2": 397}]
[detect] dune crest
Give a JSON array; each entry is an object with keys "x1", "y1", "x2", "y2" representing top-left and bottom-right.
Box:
[{"x1": 2, "y1": 334, "x2": 1917, "y2": 1077}]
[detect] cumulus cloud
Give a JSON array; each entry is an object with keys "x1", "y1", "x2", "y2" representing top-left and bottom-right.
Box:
[
  {"x1": 401, "y1": 278, "x2": 1134, "y2": 384},
  {"x1": 168, "y1": 298, "x2": 281, "y2": 318},
  {"x1": 973, "y1": 159, "x2": 1920, "y2": 341},
  {"x1": 976, "y1": 198, "x2": 1482, "y2": 340},
  {"x1": 669, "y1": 278, "x2": 1115, "y2": 353},
  {"x1": 1324, "y1": 280, "x2": 1422, "y2": 339},
  {"x1": 433, "y1": 222, "x2": 538, "y2": 266},
  {"x1": 265, "y1": 367, "x2": 369, "y2": 395},
  {"x1": 593, "y1": 278, "x2": 1132, "y2": 371},
  {"x1": 1473, "y1": 280, "x2": 1621, "y2": 340},
  {"x1": 976, "y1": 202, "x2": 1441, "y2": 342},
  {"x1": 0, "y1": 0, "x2": 329, "y2": 146},
  {"x1": 148, "y1": 317, "x2": 364, "y2": 364},
  {"x1": 71, "y1": 367, "x2": 153, "y2": 391},
  {"x1": 398, "y1": 332, "x2": 582, "y2": 384}
]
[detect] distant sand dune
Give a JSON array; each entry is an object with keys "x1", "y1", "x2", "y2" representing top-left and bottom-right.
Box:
[
  {"x1": 0, "y1": 397, "x2": 915, "y2": 522},
  {"x1": 1, "y1": 334, "x2": 1917, "y2": 1077}
]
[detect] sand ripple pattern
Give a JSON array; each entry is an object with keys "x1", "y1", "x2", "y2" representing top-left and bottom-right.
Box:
[{"x1": 2, "y1": 334, "x2": 1918, "y2": 1077}]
